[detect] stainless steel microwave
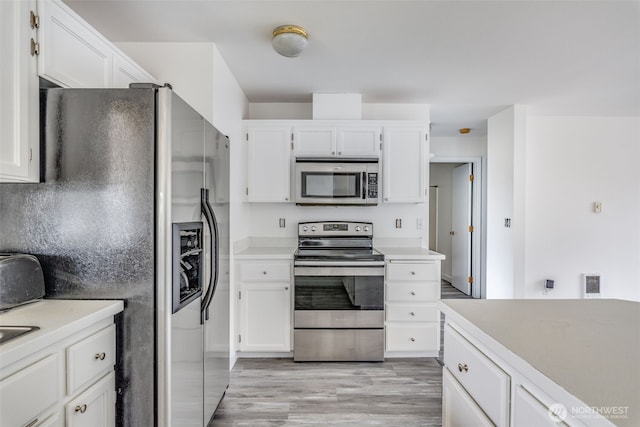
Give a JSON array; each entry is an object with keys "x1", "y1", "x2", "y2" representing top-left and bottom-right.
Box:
[{"x1": 294, "y1": 157, "x2": 379, "y2": 205}]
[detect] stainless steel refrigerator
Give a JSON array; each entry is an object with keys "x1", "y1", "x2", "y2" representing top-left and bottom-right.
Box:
[{"x1": 0, "y1": 84, "x2": 230, "y2": 426}]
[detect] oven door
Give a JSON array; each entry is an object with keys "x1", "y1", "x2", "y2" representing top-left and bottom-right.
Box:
[
  {"x1": 294, "y1": 265, "x2": 384, "y2": 311},
  {"x1": 294, "y1": 160, "x2": 377, "y2": 205}
]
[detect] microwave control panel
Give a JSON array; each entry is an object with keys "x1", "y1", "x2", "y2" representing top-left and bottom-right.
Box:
[{"x1": 367, "y1": 173, "x2": 378, "y2": 198}]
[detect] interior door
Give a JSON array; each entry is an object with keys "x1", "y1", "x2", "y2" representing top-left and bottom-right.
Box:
[{"x1": 451, "y1": 163, "x2": 473, "y2": 295}]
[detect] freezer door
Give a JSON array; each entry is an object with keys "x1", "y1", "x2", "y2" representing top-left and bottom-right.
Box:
[{"x1": 203, "y1": 124, "x2": 230, "y2": 424}]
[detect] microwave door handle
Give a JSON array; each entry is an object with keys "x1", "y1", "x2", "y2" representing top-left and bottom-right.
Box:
[{"x1": 362, "y1": 172, "x2": 366, "y2": 199}]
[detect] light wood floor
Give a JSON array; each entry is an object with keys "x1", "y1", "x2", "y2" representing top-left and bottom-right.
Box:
[
  {"x1": 210, "y1": 281, "x2": 473, "y2": 426},
  {"x1": 209, "y1": 358, "x2": 443, "y2": 426}
]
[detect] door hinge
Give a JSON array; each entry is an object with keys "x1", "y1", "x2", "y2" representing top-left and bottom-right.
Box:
[
  {"x1": 379, "y1": 142, "x2": 382, "y2": 151},
  {"x1": 468, "y1": 276, "x2": 474, "y2": 284},
  {"x1": 246, "y1": 133, "x2": 249, "y2": 141},
  {"x1": 469, "y1": 174, "x2": 474, "y2": 182},
  {"x1": 30, "y1": 11, "x2": 39, "y2": 29},
  {"x1": 291, "y1": 141, "x2": 294, "y2": 150},
  {"x1": 238, "y1": 334, "x2": 241, "y2": 343},
  {"x1": 29, "y1": 148, "x2": 33, "y2": 161},
  {"x1": 291, "y1": 133, "x2": 294, "y2": 141},
  {"x1": 238, "y1": 290, "x2": 242, "y2": 300},
  {"x1": 30, "y1": 38, "x2": 39, "y2": 56},
  {"x1": 379, "y1": 133, "x2": 382, "y2": 142},
  {"x1": 468, "y1": 225, "x2": 474, "y2": 233}
]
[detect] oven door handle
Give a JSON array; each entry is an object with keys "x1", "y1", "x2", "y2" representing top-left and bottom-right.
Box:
[
  {"x1": 294, "y1": 266, "x2": 384, "y2": 276},
  {"x1": 294, "y1": 260, "x2": 384, "y2": 267}
]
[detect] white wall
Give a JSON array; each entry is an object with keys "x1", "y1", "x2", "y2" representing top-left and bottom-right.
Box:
[
  {"x1": 248, "y1": 102, "x2": 429, "y2": 121},
  {"x1": 486, "y1": 105, "x2": 527, "y2": 299},
  {"x1": 525, "y1": 116, "x2": 640, "y2": 301},
  {"x1": 116, "y1": 42, "x2": 215, "y2": 123},
  {"x1": 248, "y1": 203, "x2": 428, "y2": 244}
]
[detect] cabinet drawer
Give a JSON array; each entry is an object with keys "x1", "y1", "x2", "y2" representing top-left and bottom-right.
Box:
[
  {"x1": 66, "y1": 371, "x2": 115, "y2": 427},
  {"x1": 239, "y1": 262, "x2": 291, "y2": 282},
  {"x1": 67, "y1": 324, "x2": 116, "y2": 395},
  {"x1": 386, "y1": 262, "x2": 439, "y2": 281},
  {"x1": 442, "y1": 368, "x2": 493, "y2": 427},
  {"x1": 386, "y1": 303, "x2": 437, "y2": 322},
  {"x1": 386, "y1": 283, "x2": 439, "y2": 302},
  {"x1": 385, "y1": 324, "x2": 438, "y2": 352},
  {"x1": 0, "y1": 353, "x2": 59, "y2": 427},
  {"x1": 444, "y1": 324, "x2": 510, "y2": 426}
]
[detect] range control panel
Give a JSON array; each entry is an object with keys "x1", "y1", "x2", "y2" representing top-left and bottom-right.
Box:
[{"x1": 298, "y1": 221, "x2": 373, "y2": 237}]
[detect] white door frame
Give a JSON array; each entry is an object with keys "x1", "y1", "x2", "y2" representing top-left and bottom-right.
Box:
[{"x1": 430, "y1": 155, "x2": 484, "y2": 298}]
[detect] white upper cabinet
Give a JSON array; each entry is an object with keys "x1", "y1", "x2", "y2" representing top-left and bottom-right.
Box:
[
  {"x1": 246, "y1": 125, "x2": 291, "y2": 202},
  {"x1": 292, "y1": 125, "x2": 336, "y2": 156},
  {"x1": 0, "y1": 0, "x2": 39, "y2": 183},
  {"x1": 293, "y1": 123, "x2": 381, "y2": 157},
  {"x1": 337, "y1": 124, "x2": 381, "y2": 156},
  {"x1": 1, "y1": 0, "x2": 156, "y2": 183},
  {"x1": 38, "y1": 0, "x2": 156, "y2": 89},
  {"x1": 38, "y1": 0, "x2": 112, "y2": 88},
  {"x1": 382, "y1": 125, "x2": 428, "y2": 203}
]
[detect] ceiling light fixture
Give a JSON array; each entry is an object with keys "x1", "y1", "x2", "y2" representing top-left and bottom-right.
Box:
[
  {"x1": 272, "y1": 25, "x2": 308, "y2": 57},
  {"x1": 459, "y1": 128, "x2": 471, "y2": 134}
]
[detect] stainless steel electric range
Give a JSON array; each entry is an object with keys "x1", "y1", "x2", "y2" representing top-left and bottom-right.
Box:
[{"x1": 293, "y1": 221, "x2": 385, "y2": 362}]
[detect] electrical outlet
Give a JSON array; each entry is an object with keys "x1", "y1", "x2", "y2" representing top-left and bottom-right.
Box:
[
  {"x1": 544, "y1": 279, "x2": 555, "y2": 294},
  {"x1": 279, "y1": 218, "x2": 285, "y2": 228},
  {"x1": 416, "y1": 218, "x2": 423, "y2": 230},
  {"x1": 594, "y1": 201, "x2": 602, "y2": 213},
  {"x1": 395, "y1": 218, "x2": 402, "y2": 228}
]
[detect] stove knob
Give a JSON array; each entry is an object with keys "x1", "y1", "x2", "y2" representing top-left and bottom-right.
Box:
[
  {"x1": 355, "y1": 226, "x2": 361, "y2": 232},
  {"x1": 302, "y1": 226, "x2": 308, "y2": 232},
  {"x1": 311, "y1": 226, "x2": 316, "y2": 232},
  {"x1": 364, "y1": 226, "x2": 370, "y2": 232}
]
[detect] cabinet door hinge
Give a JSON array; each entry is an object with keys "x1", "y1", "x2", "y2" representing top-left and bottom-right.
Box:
[
  {"x1": 245, "y1": 188, "x2": 248, "y2": 196},
  {"x1": 245, "y1": 133, "x2": 249, "y2": 141},
  {"x1": 238, "y1": 290, "x2": 242, "y2": 300},
  {"x1": 291, "y1": 141, "x2": 294, "y2": 150},
  {"x1": 468, "y1": 276, "x2": 474, "y2": 284},
  {"x1": 30, "y1": 11, "x2": 39, "y2": 29},
  {"x1": 29, "y1": 148, "x2": 33, "y2": 161},
  {"x1": 379, "y1": 141, "x2": 382, "y2": 151},
  {"x1": 379, "y1": 133, "x2": 382, "y2": 142},
  {"x1": 469, "y1": 174, "x2": 474, "y2": 182},
  {"x1": 30, "y1": 38, "x2": 39, "y2": 56},
  {"x1": 468, "y1": 225, "x2": 474, "y2": 233},
  {"x1": 238, "y1": 334, "x2": 241, "y2": 343}
]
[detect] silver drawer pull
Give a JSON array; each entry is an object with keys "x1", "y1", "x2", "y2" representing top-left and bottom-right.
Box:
[
  {"x1": 458, "y1": 363, "x2": 469, "y2": 372},
  {"x1": 410, "y1": 337, "x2": 415, "y2": 342},
  {"x1": 75, "y1": 404, "x2": 88, "y2": 414},
  {"x1": 95, "y1": 352, "x2": 106, "y2": 360}
]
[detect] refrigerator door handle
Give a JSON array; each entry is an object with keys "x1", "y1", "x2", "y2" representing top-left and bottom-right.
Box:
[{"x1": 200, "y1": 188, "x2": 219, "y2": 324}]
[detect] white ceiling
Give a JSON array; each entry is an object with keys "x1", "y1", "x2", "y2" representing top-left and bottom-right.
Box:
[{"x1": 63, "y1": 0, "x2": 640, "y2": 136}]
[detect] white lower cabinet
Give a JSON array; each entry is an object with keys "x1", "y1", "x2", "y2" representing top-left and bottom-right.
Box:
[
  {"x1": 442, "y1": 368, "x2": 493, "y2": 427},
  {"x1": 444, "y1": 323, "x2": 510, "y2": 426},
  {"x1": 385, "y1": 259, "x2": 441, "y2": 356},
  {"x1": 0, "y1": 320, "x2": 117, "y2": 427},
  {"x1": 66, "y1": 371, "x2": 115, "y2": 427},
  {"x1": 237, "y1": 260, "x2": 292, "y2": 352},
  {"x1": 441, "y1": 319, "x2": 588, "y2": 427}
]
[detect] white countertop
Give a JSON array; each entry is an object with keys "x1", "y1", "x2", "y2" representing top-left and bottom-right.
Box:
[
  {"x1": 235, "y1": 246, "x2": 295, "y2": 259},
  {"x1": 440, "y1": 299, "x2": 639, "y2": 426},
  {"x1": 0, "y1": 299, "x2": 124, "y2": 368},
  {"x1": 378, "y1": 247, "x2": 445, "y2": 260}
]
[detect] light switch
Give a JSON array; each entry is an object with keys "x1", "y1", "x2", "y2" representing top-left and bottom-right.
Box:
[{"x1": 594, "y1": 202, "x2": 602, "y2": 213}]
